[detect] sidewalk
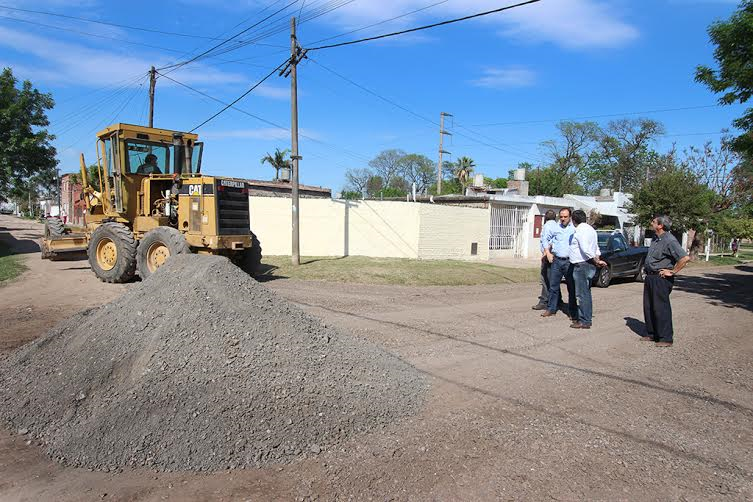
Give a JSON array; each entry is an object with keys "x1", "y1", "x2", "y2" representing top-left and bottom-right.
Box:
[{"x1": 487, "y1": 256, "x2": 541, "y2": 269}]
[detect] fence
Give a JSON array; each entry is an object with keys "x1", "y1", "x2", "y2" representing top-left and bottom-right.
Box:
[{"x1": 489, "y1": 203, "x2": 528, "y2": 257}]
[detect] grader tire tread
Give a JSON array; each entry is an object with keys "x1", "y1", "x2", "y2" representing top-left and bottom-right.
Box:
[
  {"x1": 45, "y1": 217, "x2": 65, "y2": 237},
  {"x1": 88, "y1": 222, "x2": 137, "y2": 283},
  {"x1": 136, "y1": 227, "x2": 190, "y2": 280}
]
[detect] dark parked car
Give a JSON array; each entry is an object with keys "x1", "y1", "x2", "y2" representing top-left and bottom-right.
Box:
[{"x1": 593, "y1": 230, "x2": 648, "y2": 287}]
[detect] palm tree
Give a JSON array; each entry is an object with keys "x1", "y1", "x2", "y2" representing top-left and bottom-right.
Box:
[
  {"x1": 453, "y1": 156, "x2": 476, "y2": 192},
  {"x1": 261, "y1": 148, "x2": 291, "y2": 181}
]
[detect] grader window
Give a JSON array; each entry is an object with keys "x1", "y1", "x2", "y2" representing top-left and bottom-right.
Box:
[{"x1": 125, "y1": 141, "x2": 171, "y2": 175}]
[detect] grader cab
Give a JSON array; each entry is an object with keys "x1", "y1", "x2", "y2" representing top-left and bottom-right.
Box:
[{"x1": 42, "y1": 123, "x2": 262, "y2": 283}]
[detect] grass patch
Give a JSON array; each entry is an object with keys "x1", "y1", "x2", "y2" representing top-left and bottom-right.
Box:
[
  {"x1": 259, "y1": 255, "x2": 539, "y2": 286},
  {"x1": 688, "y1": 245, "x2": 753, "y2": 267},
  {"x1": 0, "y1": 242, "x2": 27, "y2": 285}
]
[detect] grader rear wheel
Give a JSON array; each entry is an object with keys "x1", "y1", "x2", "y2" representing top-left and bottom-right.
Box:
[
  {"x1": 239, "y1": 233, "x2": 263, "y2": 277},
  {"x1": 87, "y1": 222, "x2": 137, "y2": 283},
  {"x1": 44, "y1": 217, "x2": 65, "y2": 238},
  {"x1": 136, "y1": 227, "x2": 190, "y2": 280}
]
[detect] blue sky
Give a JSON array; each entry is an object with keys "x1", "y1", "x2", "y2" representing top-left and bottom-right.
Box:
[{"x1": 0, "y1": 0, "x2": 745, "y2": 192}]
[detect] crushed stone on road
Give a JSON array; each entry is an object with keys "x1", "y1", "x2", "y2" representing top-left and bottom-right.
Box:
[{"x1": 0, "y1": 254, "x2": 428, "y2": 472}]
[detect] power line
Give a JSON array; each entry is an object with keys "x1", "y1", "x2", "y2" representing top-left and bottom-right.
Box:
[
  {"x1": 305, "y1": 0, "x2": 449, "y2": 46},
  {"x1": 307, "y1": 57, "x2": 545, "y2": 162},
  {"x1": 470, "y1": 104, "x2": 722, "y2": 127},
  {"x1": 158, "y1": 0, "x2": 299, "y2": 72},
  {"x1": 307, "y1": 0, "x2": 541, "y2": 51},
  {"x1": 0, "y1": 3, "x2": 287, "y2": 42},
  {"x1": 0, "y1": 16, "x2": 282, "y2": 63},
  {"x1": 183, "y1": 59, "x2": 291, "y2": 132},
  {"x1": 200, "y1": 0, "x2": 358, "y2": 61},
  {"x1": 156, "y1": 72, "x2": 372, "y2": 164}
]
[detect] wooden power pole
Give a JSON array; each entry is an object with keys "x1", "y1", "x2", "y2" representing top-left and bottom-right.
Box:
[
  {"x1": 437, "y1": 112, "x2": 452, "y2": 195},
  {"x1": 289, "y1": 17, "x2": 301, "y2": 266},
  {"x1": 148, "y1": 66, "x2": 156, "y2": 127}
]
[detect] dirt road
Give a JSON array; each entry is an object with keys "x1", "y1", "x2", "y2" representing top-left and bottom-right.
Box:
[{"x1": 1, "y1": 214, "x2": 752, "y2": 501}]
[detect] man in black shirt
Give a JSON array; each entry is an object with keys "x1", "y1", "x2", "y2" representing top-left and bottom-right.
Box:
[{"x1": 642, "y1": 215, "x2": 691, "y2": 347}]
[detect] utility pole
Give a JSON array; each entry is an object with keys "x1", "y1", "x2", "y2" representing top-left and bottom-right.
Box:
[
  {"x1": 437, "y1": 112, "x2": 452, "y2": 195},
  {"x1": 289, "y1": 17, "x2": 302, "y2": 266},
  {"x1": 148, "y1": 66, "x2": 156, "y2": 128}
]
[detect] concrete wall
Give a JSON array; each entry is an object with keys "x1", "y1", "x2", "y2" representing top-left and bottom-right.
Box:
[
  {"x1": 249, "y1": 197, "x2": 487, "y2": 260},
  {"x1": 418, "y1": 204, "x2": 490, "y2": 260}
]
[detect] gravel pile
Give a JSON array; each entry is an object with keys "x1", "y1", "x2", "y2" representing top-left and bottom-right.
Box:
[{"x1": 0, "y1": 254, "x2": 427, "y2": 472}]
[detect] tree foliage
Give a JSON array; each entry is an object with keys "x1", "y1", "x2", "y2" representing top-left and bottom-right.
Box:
[
  {"x1": 0, "y1": 67, "x2": 57, "y2": 204},
  {"x1": 628, "y1": 168, "x2": 716, "y2": 232},
  {"x1": 260, "y1": 148, "x2": 290, "y2": 180},
  {"x1": 695, "y1": 1, "x2": 753, "y2": 156},
  {"x1": 399, "y1": 153, "x2": 435, "y2": 193}
]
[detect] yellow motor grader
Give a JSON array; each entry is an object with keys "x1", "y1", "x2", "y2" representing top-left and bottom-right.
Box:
[{"x1": 42, "y1": 123, "x2": 262, "y2": 283}]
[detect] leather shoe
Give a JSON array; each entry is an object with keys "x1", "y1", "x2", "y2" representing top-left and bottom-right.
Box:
[
  {"x1": 531, "y1": 303, "x2": 547, "y2": 310},
  {"x1": 570, "y1": 322, "x2": 591, "y2": 329},
  {"x1": 655, "y1": 341, "x2": 673, "y2": 347},
  {"x1": 540, "y1": 311, "x2": 556, "y2": 317}
]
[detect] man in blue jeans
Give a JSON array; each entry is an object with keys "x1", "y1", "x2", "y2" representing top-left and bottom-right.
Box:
[
  {"x1": 541, "y1": 208, "x2": 575, "y2": 319},
  {"x1": 567, "y1": 209, "x2": 607, "y2": 329}
]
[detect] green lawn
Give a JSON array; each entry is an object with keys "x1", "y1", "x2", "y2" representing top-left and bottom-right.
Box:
[
  {"x1": 259, "y1": 255, "x2": 539, "y2": 286},
  {"x1": 0, "y1": 242, "x2": 27, "y2": 285},
  {"x1": 688, "y1": 245, "x2": 753, "y2": 267}
]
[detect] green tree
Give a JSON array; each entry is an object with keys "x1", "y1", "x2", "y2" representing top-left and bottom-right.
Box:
[
  {"x1": 589, "y1": 118, "x2": 665, "y2": 192},
  {"x1": 260, "y1": 148, "x2": 290, "y2": 180},
  {"x1": 484, "y1": 177, "x2": 508, "y2": 189},
  {"x1": 340, "y1": 190, "x2": 362, "y2": 200},
  {"x1": 628, "y1": 167, "x2": 716, "y2": 233},
  {"x1": 0, "y1": 67, "x2": 58, "y2": 205},
  {"x1": 366, "y1": 175, "x2": 384, "y2": 197},
  {"x1": 399, "y1": 154, "x2": 435, "y2": 194},
  {"x1": 452, "y1": 156, "x2": 475, "y2": 192},
  {"x1": 695, "y1": 1, "x2": 753, "y2": 156},
  {"x1": 369, "y1": 149, "x2": 405, "y2": 187},
  {"x1": 527, "y1": 166, "x2": 584, "y2": 197}
]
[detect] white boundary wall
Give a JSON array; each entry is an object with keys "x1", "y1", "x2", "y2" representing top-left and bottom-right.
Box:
[{"x1": 249, "y1": 198, "x2": 489, "y2": 260}]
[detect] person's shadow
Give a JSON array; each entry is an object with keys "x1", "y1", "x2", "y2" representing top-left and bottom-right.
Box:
[{"x1": 624, "y1": 316, "x2": 647, "y2": 338}]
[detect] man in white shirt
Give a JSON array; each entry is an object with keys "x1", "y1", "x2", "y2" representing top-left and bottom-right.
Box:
[{"x1": 567, "y1": 209, "x2": 607, "y2": 329}]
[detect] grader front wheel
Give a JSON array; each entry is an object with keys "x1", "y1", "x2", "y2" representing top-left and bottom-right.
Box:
[
  {"x1": 136, "y1": 227, "x2": 190, "y2": 280},
  {"x1": 87, "y1": 223, "x2": 137, "y2": 283}
]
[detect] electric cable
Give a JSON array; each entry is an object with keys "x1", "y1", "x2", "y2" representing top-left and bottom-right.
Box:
[
  {"x1": 185, "y1": 59, "x2": 291, "y2": 132},
  {"x1": 307, "y1": 0, "x2": 541, "y2": 51},
  {"x1": 157, "y1": 71, "x2": 372, "y2": 164},
  {"x1": 305, "y1": 0, "x2": 449, "y2": 46}
]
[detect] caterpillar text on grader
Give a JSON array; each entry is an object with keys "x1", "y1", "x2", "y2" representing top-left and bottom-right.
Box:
[{"x1": 42, "y1": 123, "x2": 262, "y2": 282}]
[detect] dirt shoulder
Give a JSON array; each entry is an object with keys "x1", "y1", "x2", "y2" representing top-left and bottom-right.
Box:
[{"x1": 1, "y1": 214, "x2": 752, "y2": 501}]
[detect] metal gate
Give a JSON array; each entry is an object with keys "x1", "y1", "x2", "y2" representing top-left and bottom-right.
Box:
[{"x1": 489, "y1": 203, "x2": 528, "y2": 256}]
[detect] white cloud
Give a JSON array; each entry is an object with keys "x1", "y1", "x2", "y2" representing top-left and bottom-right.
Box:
[
  {"x1": 0, "y1": 25, "x2": 249, "y2": 88},
  {"x1": 470, "y1": 66, "x2": 536, "y2": 89},
  {"x1": 314, "y1": 0, "x2": 638, "y2": 50}
]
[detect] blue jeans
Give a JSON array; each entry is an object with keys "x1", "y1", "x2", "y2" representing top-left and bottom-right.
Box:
[
  {"x1": 546, "y1": 257, "x2": 571, "y2": 313},
  {"x1": 572, "y1": 262, "x2": 597, "y2": 325}
]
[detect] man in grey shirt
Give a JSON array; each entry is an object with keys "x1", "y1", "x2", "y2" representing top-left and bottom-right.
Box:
[{"x1": 642, "y1": 214, "x2": 691, "y2": 347}]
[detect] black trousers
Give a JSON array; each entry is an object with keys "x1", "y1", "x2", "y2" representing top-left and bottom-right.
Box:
[{"x1": 643, "y1": 274, "x2": 675, "y2": 343}]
